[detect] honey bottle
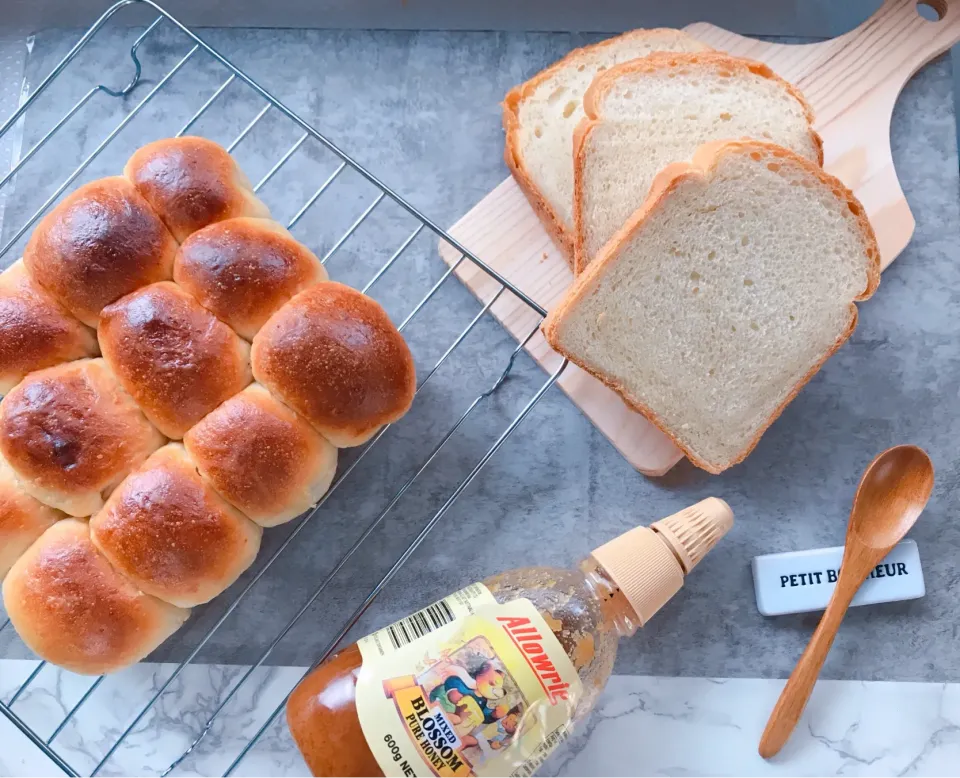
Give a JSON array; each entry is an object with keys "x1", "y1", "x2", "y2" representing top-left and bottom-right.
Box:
[{"x1": 287, "y1": 497, "x2": 733, "y2": 777}]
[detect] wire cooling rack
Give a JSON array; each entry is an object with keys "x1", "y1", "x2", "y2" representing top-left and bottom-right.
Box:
[{"x1": 0, "y1": 1, "x2": 568, "y2": 774}]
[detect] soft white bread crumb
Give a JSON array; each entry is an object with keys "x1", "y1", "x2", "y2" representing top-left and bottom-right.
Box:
[
  {"x1": 544, "y1": 141, "x2": 880, "y2": 473},
  {"x1": 574, "y1": 52, "x2": 822, "y2": 273},
  {"x1": 503, "y1": 29, "x2": 709, "y2": 260}
]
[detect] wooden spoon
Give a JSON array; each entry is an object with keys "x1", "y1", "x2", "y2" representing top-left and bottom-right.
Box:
[{"x1": 759, "y1": 445, "x2": 935, "y2": 759}]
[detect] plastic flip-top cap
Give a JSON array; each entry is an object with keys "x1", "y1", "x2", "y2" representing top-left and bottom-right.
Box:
[
  {"x1": 652, "y1": 497, "x2": 735, "y2": 574},
  {"x1": 590, "y1": 498, "x2": 734, "y2": 626}
]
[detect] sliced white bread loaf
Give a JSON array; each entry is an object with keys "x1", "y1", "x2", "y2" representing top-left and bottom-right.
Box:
[
  {"x1": 573, "y1": 52, "x2": 823, "y2": 275},
  {"x1": 503, "y1": 30, "x2": 710, "y2": 267},
  {"x1": 543, "y1": 140, "x2": 880, "y2": 473}
]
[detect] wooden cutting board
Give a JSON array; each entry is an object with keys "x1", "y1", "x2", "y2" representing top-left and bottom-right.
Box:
[{"x1": 439, "y1": 0, "x2": 960, "y2": 475}]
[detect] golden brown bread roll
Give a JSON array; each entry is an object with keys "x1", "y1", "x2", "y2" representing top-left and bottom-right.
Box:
[
  {"x1": 251, "y1": 282, "x2": 416, "y2": 447},
  {"x1": 174, "y1": 217, "x2": 327, "y2": 340},
  {"x1": 2, "y1": 518, "x2": 190, "y2": 675},
  {"x1": 23, "y1": 177, "x2": 178, "y2": 327},
  {"x1": 0, "y1": 452, "x2": 62, "y2": 579},
  {"x1": 0, "y1": 260, "x2": 99, "y2": 394},
  {"x1": 0, "y1": 358, "x2": 164, "y2": 516},
  {"x1": 98, "y1": 281, "x2": 252, "y2": 439},
  {"x1": 89, "y1": 444, "x2": 262, "y2": 608},
  {"x1": 184, "y1": 383, "x2": 337, "y2": 527},
  {"x1": 124, "y1": 137, "x2": 270, "y2": 243}
]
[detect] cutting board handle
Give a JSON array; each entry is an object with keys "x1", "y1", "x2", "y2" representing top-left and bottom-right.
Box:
[
  {"x1": 830, "y1": 0, "x2": 960, "y2": 100},
  {"x1": 685, "y1": 0, "x2": 960, "y2": 266},
  {"x1": 689, "y1": 1, "x2": 960, "y2": 123}
]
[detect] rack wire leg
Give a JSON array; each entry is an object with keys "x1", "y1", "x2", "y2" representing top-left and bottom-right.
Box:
[
  {"x1": 6, "y1": 662, "x2": 46, "y2": 706},
  {"x1": 0, "y1": 1, "x2": 151, "y2": 140},
  {"x1": 0, "y1": 702, "x2": 79, "y2": 777},
  {"x1": 0, "y1": 44, "x2": 199, "y2": 263}
]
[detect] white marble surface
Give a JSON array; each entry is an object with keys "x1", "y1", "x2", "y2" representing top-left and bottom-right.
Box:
[
  {"x1": 545, "y1": 676, "x2": 960, "y2": 777},
  {"x1": 2, "y1": 660, "x2": 960, "y2": 777},
  {"x1": 0, "y1": 659, "x2": 305, "y2": 778}
]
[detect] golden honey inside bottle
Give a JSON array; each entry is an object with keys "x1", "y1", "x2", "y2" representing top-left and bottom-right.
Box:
[{"x1": 287, "y1": 498, "x2": 733, "y2": 777}]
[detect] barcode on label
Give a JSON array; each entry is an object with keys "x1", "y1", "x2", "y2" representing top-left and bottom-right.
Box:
[
  {"x1": 512, "y1": 759, "x2": 538, "y2": 778},
  {"x1": 386, "y1": 598, "x2": 456, "y2": 649},
  {"x1": 511, "y1": 725, "x2": 569, "y2": 777}
]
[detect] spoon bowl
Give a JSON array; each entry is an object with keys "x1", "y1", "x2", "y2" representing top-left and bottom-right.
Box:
[
  {"x1": 849, "y1": 445, "x2": 935, "y2": 549},
  {"x1": 759, "y1": 444, "x2": 934, "y2": 759}
]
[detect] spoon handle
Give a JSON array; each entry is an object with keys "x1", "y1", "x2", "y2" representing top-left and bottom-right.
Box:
[{"x1": 758, "y1": 583, "x2": 857, "y2": 758}]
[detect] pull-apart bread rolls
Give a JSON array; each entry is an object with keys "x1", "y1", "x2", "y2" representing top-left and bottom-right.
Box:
[
  {"x1": 174, "y1": 217, "x2": 327, "y2": 340},
  {"x1": 98, "y1": 281, "x2": 252, "y2": 439},
  {"x1": 0, "y1": 260, "x2": 99, "y2": 394},
  {"x1": 0, "y1": 134, "x2": 420, "y2": 676},
  {"x1": 252, "y1": 282, "x2": 416, "y2": 447},
  {"x1": 90, "y1": 444, "x2": 262, "y2": 608},
  {"x1": 23, "y1": 177, "x2": 178, "y2": 327},
  {"x1": 184, "y1": 383, "x2": 338, "y2": 527},
  {"x1": 124, "y1": 136, "x2": 270, "y2": 242},
  {"x1": 0, "y1": 452, "x2": 62, "y2": 579},
  {"x1": 2, "y1": 518, "x2": 190, "y2": 675},
  {"x1": 0, "y1": 358, "x2": 164, "y2": 516}
]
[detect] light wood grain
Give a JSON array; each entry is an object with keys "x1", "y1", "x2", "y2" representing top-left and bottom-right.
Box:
[
  {"x1": 759, "y1": 445, "x2": 935, "y2": 758},
  {"x1": 440, "y1": 0, "x2": 960, "y2": 475}
]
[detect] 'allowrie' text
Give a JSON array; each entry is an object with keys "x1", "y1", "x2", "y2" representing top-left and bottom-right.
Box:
[{"x1": 497, "y1": 615, "x2": 571, "y2": 703}]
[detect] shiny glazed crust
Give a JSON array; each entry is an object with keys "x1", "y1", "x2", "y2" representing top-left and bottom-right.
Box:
[
  {"x1": 89, "y1": 444, "x2": 261, "y2": 608},
  {"x1": 0, "y1": 358, "x2": 164, "y2": 515},
  {"x1": 183, "y1": 384, "x2": 337, "y2": 527},
  {"x1": 98, "y1": 282, "x2": 253, "y2": 439},
  {"x1": 542, "y1": 140, "x2": 880, "y2": 473},
  {"x1": 0, "y1": 133, "x2": 421, "y2": 674},
  {"x1": 124, "y1": 136, "x2": 270, "y2": 243},
  {"x1": 174, "y1": 217, "x2": 328, "y2": 340},
  {"x1": 572, "y1": 51, "x2": 824, "y2": 275},
  {"x1": 2, "y1": 519, "x2": 190, "y2": 675},
  {"x1": 22, "y1": 177, "x2": 178, "y2": 327},
  {"x1": 0, "y1": 260, "x2": 99, "y2": 394},
  {"x1": 251, "y1": 282, "x2": 416, "y2": 448},
  {"x1": 502, "y1": 30, "x2": 711, "y2": 268}
]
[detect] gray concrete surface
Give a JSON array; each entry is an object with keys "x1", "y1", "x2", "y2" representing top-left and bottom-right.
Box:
[
  {"x1": 2, "y1": 0, "x2": 886, "y2": 36},
  {"x1": 0, "y1": 18, "x2": 958, "y2": 685}
]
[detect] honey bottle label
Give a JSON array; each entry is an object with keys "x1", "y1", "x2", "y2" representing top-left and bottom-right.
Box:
[{"x1": 355, "y1": 583, "x2": 583, "y2": 777}]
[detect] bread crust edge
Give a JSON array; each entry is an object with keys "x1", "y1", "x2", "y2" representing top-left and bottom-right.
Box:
[
  {"x1": 571, "y1": 117, "x2": 598, "y2": 276},
  {"x1": 544, "y1": 139, "x2": 881, "y2": 473},
  {"x1": 573, "y1": 51, "x2": 826, "y2": 275},
  {"x1": 502, "y1": 93, "x2": 577, "y2": 266},
  {"x1": 502, "y1": 30, "x2": 710, "y2": 270}
]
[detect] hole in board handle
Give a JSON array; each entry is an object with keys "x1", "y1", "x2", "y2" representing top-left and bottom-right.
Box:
[{"x1": 917, "y1": 0, "x2": 947, "y2": 21}]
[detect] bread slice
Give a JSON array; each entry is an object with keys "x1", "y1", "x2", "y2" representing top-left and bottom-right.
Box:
[
  {"x1": 503, "y1": 30, "x2": 710, "y2": 267},
  {"x1": 573, "y1": 52, "x2": 823, "y2": 275},
  {"x1": 543, "y1": 140, "x2": 880, "y2": 473}
]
